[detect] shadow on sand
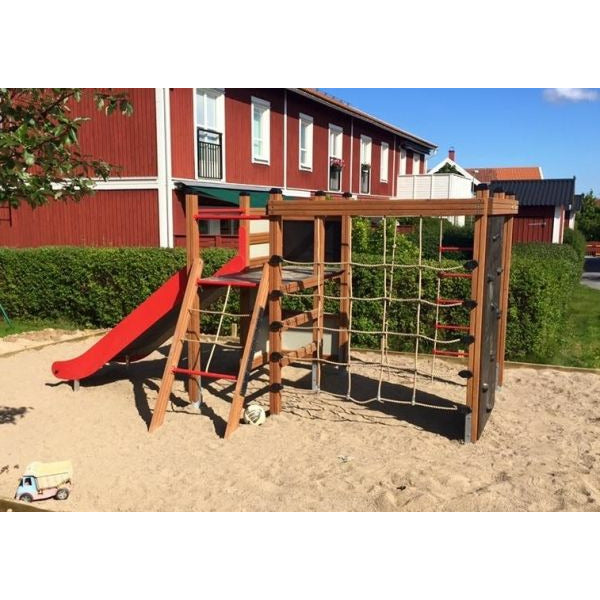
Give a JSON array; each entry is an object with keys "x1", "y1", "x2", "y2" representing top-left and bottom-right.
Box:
[
  {"x1": 0, "y1": 406, "x2": 31, "y2": 426},
  {"x1": 46, "y1": 341, "x2": 468, "y2": 441}
]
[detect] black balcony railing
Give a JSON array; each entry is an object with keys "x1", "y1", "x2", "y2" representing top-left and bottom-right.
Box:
[{"x1": 197, "y1": 127, "x2": 223, "y2": 180}]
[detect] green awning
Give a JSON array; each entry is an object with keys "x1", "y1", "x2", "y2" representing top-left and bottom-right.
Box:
[{"x1": 175, "y1": 184, "x2": 290, "y2": 209}]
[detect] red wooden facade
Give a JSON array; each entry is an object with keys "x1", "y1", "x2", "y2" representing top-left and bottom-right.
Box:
[
  {"x1": 512, "y1": 206, "x2": 564, "y2": 244},
  {"x1": 72, "y1": 88, "x2": 158, "y2": 177},
  {"x1": 1, "y1": 88, "x2": 435, "y2": 249},
  {"x1": 0, "y1": 190, "x2": 159, "y2": 247}
]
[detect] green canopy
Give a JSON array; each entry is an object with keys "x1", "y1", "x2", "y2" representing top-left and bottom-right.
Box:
[{"x1": 175, "y1": 184, "x2": 291, "y2": 209}]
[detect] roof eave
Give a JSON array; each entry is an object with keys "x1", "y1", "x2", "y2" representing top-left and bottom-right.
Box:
[{"x1": 291, "y1": 88, "x2": 437, "y2": 153}]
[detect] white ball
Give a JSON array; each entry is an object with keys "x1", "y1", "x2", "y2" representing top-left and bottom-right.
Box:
[{"x1": 243, "y1": 403, "x2": 266, "y2": 426}]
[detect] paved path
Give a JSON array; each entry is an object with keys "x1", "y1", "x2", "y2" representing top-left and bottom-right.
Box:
[{"x1": 582, "y1": 257, "x2": 600, "y2": 290}]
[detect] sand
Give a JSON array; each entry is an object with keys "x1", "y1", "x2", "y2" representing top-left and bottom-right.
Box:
[{"x1": 1, "y1": 330, "x2": 599, "y2": 511}]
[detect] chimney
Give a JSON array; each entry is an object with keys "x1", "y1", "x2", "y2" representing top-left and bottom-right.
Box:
[{"x1": 448, "y1": 147, "x2": 456, "y2": 161}]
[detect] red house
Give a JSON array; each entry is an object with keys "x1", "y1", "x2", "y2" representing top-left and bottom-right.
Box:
[{"x1": 0, "y1": 88, "x2": 437, "y2": 249}]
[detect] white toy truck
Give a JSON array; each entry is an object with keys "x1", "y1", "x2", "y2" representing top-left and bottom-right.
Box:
[{"x1": 15, "y1": 461, "x2": 73, "y2": 503}]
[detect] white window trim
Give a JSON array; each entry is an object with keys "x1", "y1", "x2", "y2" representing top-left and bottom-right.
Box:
[
  {"x1": 360, "y1": 135, "x2": 372, "y2": 166},
  {"x1": 194, "y1": 88, "x2": 226, "y2": 182},
  {"x1": 251, "y1": 96, "x2": 271, "y2": 165},
  {"x1": 360, "y1": 135, "x2": 372, "y2": 194},
  {"x1": 329, "y1": 124, "x2": 343, "y2": 159},
  {"x1": 299, "y1": 113, "x2": 313, "y2": 171},
  {"x1": 380, "y1": 142, "x2": 389, "y2": 183},
  {"x1": 328, "y1": 124, "x2": 343, "y2": 192}
]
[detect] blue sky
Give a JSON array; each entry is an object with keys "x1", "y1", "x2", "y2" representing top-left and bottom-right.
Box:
[{"x1": 322, "y1": 89, "x2": 600, "y2": 194}]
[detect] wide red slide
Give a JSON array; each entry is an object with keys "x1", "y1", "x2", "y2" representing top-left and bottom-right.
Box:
[{"x1": 52, "y1": 268, "x2": 190, "y2": 382}]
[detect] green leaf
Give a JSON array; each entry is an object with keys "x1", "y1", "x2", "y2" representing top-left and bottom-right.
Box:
[{"x1": 23, "y1": 150, "x2": 35, "y2": 166}]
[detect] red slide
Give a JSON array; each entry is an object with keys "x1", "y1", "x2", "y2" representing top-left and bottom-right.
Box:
[{"x1": 51, "y1": 268, "x2": 222, "y2": 382}]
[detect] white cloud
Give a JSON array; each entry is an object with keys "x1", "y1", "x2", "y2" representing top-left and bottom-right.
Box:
[{"x1": 543, "y1": 88, "x2": 599, "y2": 103}]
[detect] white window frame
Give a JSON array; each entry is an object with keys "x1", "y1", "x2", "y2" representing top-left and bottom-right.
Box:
[
  {"x1": 380, "y1": 142, "x2": 389, "y2": 183},
  {"x1": 360, "y1": 135, "x2": 372, "y2": 194},
  {"x1": 194, "y1": 88, "x2": 225, "y2": 181},
  {"x1": 413, "y1": 153, "x2": 421, "y2": 175},
  {"x1": 299, "y1": 113, "x2": 313, "y2": 171},
  {"x1": 329, "y1": 124, "x2": 343, "y2": 159},
  {"x1": 328, "y1": 124, "x2": 343, "y2": 192},
  {"x1": 251, "y1": 96, "x2": 270, "y2": 165},
  {"x1": 360, "y1": 135, "x2": 372, "y2": 166}
]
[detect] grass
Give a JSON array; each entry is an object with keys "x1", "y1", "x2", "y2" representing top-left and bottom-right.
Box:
[
  {"x1": 0, "y1": 317, "x2": 79, "y2": 338},
  {"x1": 540, "y1": 283, "x2": 600, "y2": 369}
]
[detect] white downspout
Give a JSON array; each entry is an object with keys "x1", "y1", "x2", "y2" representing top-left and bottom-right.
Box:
[
  {"x1": 283, "y1": 90, "x2": 287, "y2": 191},
  {"x1": 155, "y1": 88, "x2": 172, "y2": 248}
]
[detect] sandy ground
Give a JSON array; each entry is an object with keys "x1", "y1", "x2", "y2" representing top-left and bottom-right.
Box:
[{"x1": 1, "y1": 330, "x2": 600, "y2": 511}]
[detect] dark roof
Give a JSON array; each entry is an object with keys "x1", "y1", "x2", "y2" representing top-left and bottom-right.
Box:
[{"x1": 490, "y1": 178, "x2": 576, "y2": 208}]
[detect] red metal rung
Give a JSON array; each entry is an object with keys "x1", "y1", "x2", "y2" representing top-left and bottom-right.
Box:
[
  {"x1": 433, "y1": 350, "x2": 468, "y2": 358},
  {"x1": 439, "y1": 246, "x2": 473, "y2": 252},
  {"x1": 435, "y1": 323, "x2": 470, "y2": 331},
  {"x1": 172, "y1": 367, "x2": 237, "y2": 381},
  {"x1": 198, "y1": 278, "x2": 257, "y2": 288},
  {"x1": 439, "y1": 271, "x2": 473, "y2": 279}
]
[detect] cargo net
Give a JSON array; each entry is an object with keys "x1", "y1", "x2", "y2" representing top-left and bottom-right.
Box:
[{"x1": 279, "y1": 215, "x2": 474, "y2": 411}]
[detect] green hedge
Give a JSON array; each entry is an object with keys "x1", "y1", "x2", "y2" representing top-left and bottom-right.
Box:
[
  {"x1": 0, "y1": 247, "x2": 234, "y2": 328},
  {"x1": 506, "y1": 243, "x2": 581, "y2": 361},
  {"x1": 563, "y1": 228, "x2": 587, "y2": 268},
  {"x1": 0, "y1": 240, "x2": 584, "y2": 363}
]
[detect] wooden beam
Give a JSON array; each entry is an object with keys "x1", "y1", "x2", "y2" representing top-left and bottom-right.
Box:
[
  {"x1": 225, "y1": 263, "x2": 270, "y2": 439},
  {"x1": 338, "y1": 214, "x2": 352, "y2": 365},
  {"x1": 497, "y1": 208, "x2": 515, "y2": 387},
  {"x1": 280, "y1": 308, "x2": 319, "y2": 330},
  {"x1": 465, "y1": 187, "x2": 490, "y2": 442},
  {"x1": 268, "y1": 191, "x2": 284, "y2": 415},
  {"x1": 149, "y1": 259, "x2": 203, "y2": 433},
  {"x1": 185, "y1": 193, "x2": 200, "y2": 406},
  {"x1": 313, "y1": 213, "x2": 325, "y2": 391},
  {"x1": 239, "y1": 193, "x2": 251, "y2": 270},
  {"x1": 280, "y1": 342, "x2": 317, "y2": 367},
  {"x1": 268, "y1": 198, "x2": 489, "y2": 217}
]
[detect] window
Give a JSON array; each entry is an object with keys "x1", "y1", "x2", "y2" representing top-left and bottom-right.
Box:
[
  {"x1": 252, "y1": 97, "x2": 270, "y2": 164},
  {"x1": 299, "y1": 113, "x2": 313, "y2": 170},
  {"x1": 380, "y1": 142, "x2": 389, "y2": 182},
  {"x1": 413, "y1": 153, "x2": 420, "y2": 175},
  {"x1": 196, "y1": 89, "x2": 224, "y2": 180},
  {"x1": 328, "y1": 124, "x2": 343, "y2": 192},
  {"x1": 24, "y1": 477, "x2": 32, "y2": 486},
  {"x1": 360, "y1": 135, "x2": 372, "y2": 194},
  {"x1": 399, "y1": 148, "x2": 407, "y2": 175}
]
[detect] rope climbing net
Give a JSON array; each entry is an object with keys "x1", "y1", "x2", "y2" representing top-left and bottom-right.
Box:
[{"x1": 278, "y1": 215, "x2": 475, "y2": 412}]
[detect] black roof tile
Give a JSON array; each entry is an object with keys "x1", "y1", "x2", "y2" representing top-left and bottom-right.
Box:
[{"x1": 490, "y1": 178, "x2": 576, "y2": 207}]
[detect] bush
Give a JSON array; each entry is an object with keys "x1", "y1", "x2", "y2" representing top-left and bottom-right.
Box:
[
  {"x1": 563, "y1": 227, "x2": 587, "y2": 268},
  {"x1": 0, "y1": 246, "x2": 234, "y2": 328},
  {"x1": 0, "y1": 240, "x2": 583, "y2": 364},
  {"x1": 506, "y1": 243, "x2": 581, "y2": 361}
]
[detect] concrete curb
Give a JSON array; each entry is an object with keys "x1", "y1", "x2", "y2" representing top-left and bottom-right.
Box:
[{"x1": 0, "y1": 330, "x2": 107, "y2": 359}]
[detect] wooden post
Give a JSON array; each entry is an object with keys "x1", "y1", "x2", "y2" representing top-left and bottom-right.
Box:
[
  {"x1": 225, "y1": 263, "x2": 270, "y2": 439},
  {"x1": 497, "y1": 200, "x2": 515, "y2": 387},
  {"x1": 149, "y1": 259, "x2": 203, "y2": 433},
  {"x1": 465, "y1": 184, "x2": 489, "y2": 442},
  {"x1": 185, "y1": 193, "x2": 201, "y2": 406},
  {"x1": 268, "y1": 189, "x2": 284, "y2": 415},
  {"x1": 312, "y1": 191, "x2": 326, "y2": 391},
  {"x1": 339, "y1": 199, "x2": 352, "y2": 366},
  {"x1": 238, "y1": 192, "x2": 251, "y2": 347}
]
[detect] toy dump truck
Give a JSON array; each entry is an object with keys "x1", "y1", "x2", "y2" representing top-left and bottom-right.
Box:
[{"x1": 15, "y1": 461, "x2": 73, "y2": 503}]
